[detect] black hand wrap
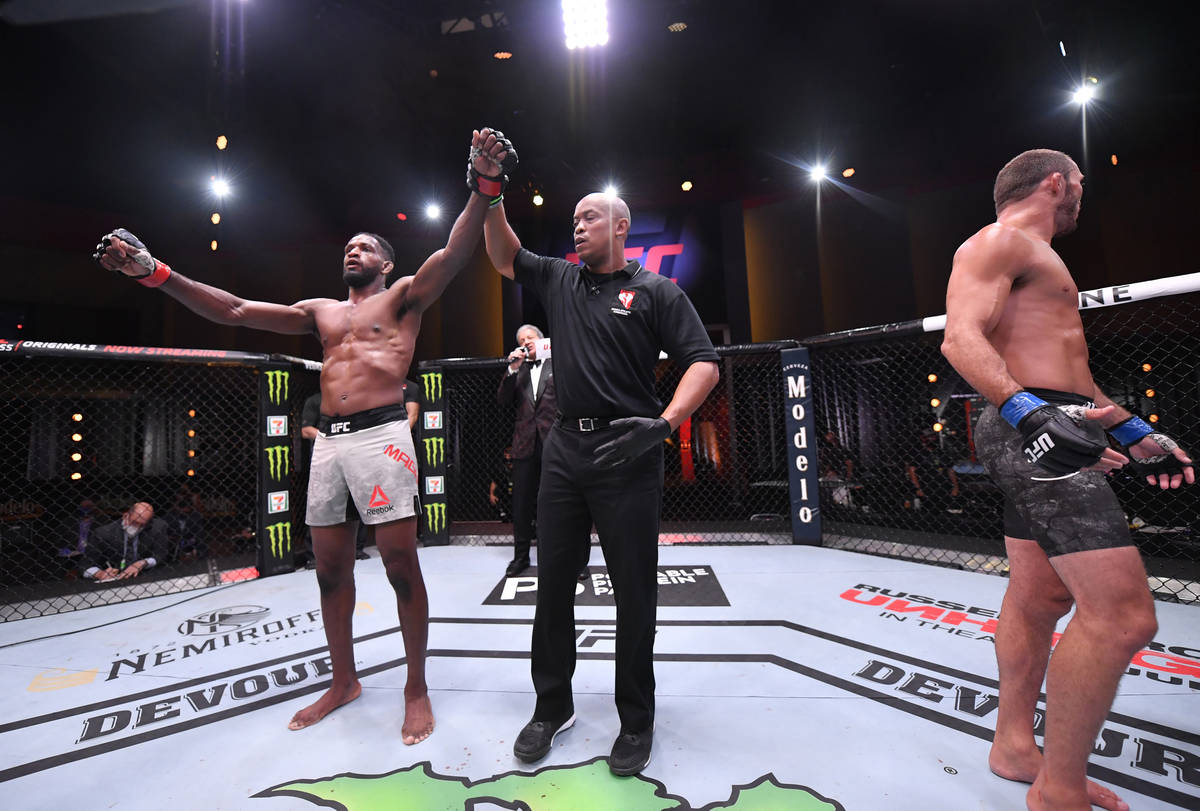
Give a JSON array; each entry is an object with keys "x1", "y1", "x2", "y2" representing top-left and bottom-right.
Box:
[
  {"x1": 593, "y1": 417, "x2": 671, "y2": 470},
  {"x1": 1016, "y1": 406, "x2": 1108, "y2": 476},
  {"x1": 92, "y1": 228, "x2": 154, "y2": 278},
  {"x1": 467, "y1": 129, "x2": 519, "y2": 201},
  {"x1": 1127, "y1": 432, "x2": 1193, "y2": 478}
]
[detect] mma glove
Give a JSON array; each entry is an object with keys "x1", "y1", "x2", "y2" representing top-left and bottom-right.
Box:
[
  {"x1": 93, "y1": 228, "x2": 172, "y2": 288},
  {"x1": 467, "y1": 128, "x2": 519, "y2": 203},
  {"x1": 593, "y1": 417, "x2": 671, "y2": 470},
  {"x1": 1108, "y1": 416, "x2": 1193, "y2": 478},
  {"x1": 1000, "y1": 391, "x2": 1107, "y2": 477}
]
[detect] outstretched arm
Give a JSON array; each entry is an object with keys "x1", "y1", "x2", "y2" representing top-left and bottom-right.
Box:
[
  {"x1": 405, "y1": 128, "x2": 518, "y2": 312},
  {"x1": 95, "y1": 230, "x2": 319, "y2": 335}
]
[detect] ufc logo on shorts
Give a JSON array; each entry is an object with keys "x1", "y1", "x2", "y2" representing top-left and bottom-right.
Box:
[
  {"x1": 329, "y1": 421, "x2": 350, "y2": 434},
  {"x1": 1025, "y1": 432, "x2": 1055, "y2": 464}
]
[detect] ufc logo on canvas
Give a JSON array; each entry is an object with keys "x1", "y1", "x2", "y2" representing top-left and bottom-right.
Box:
[{"x1": 1024, "y1": 432, "x2": 1055, "y2": 464}]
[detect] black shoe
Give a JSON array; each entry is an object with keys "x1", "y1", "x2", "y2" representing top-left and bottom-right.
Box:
[
  {"x1": 505, "y1": 556, "x2": 531, "y2": 578},
  {"x1": 609, "y1": 727, "x2": 652, "y2": 776},
  {"x1": 355, "y1": 550, "x2": 370, "y2": 560},
  {"x1": 513, "y1": 713, "x2": 575, "y2": 763}
]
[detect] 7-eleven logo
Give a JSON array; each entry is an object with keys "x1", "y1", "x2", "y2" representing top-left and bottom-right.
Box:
[
  {"x1": 618, "y1": 289, "x2": 636, "y2": 309},
  {"x1": 368, "y1": 486, "x2": 390, "y2": 508}
]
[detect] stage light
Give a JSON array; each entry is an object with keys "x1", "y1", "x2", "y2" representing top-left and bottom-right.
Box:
[
  {"x1": 563, "y1": 0, "x2": 609, "y2": 49},
  {"x1": 188, "y1": 409, "x2": 196, "y2": 417},
  {"x1": 72, "y1": 413, "x2": 83, "y2": 422},
  {"x1": 532, "y1": 193, "x2": 544, "y2": 206},
  {"x1": 188, "y1": 450, "x2": 196, "y2": 457},
  {"x1": 810, "y1": 165, "x2": 827, "y2": 181},
  {"x1": 493, "y1": 51, "x2": 513, "y2": 60},
  {"x1": 425, "y1": 203, "x2": 441, "y2": 220},
  {"x1": 1149, "y1": 414, "x2": 1159, "y2": 423},
  {"x1": 211, "y1": 178, "x2": 231, "y2": 197},
  {"x1": 211, "y1": 212, "x2": 221, "y2": 224},
  {"x1": 604, "y1": 185, "x2": 618, "y2": 197},
  {"x1": 1111, "y1": 154, "x2": 1119, "y2": 166},
  {"x1": 1146, "y1": 389, "x2": 1156, "y2": 397},
  {"x1": 15, "y1": 324, "x2": 21, "y2": 329},
  {"x1": 71, "y1": 453, "x2": 82, "y2": 462},
  {"x1": 842, "y1": 168, "x2": 855, "y2": 178},
  {"x1": 667, "y1": 22, "x2": 687, "y2": 32},
  {"x1": 1072, "y1": 84, "x2": 1096, "y2": 105},
  {"x1": 681, "y1": 180, "x2": 693, "y2": 192},
  {"x1": 927, "y1": 373, "x2": 938, "y2": 383},
  {"x1": 71, "y1": 433, "x2": 82, "y2": 442},
  {"x1": 930, "y1": 398, "x2": 941, "y2": 408},
  {"x1": 71, "y1": 472, "x2": 82, "y2": 481},
  {"x1": 932, "y1": 422, "x2": 944, "y2": 432},
  {"x1": 188, "y1": 429, "x2": 196, "y2": 438},
  {"x1": 396, "y1": 212, "x2": 408, "y2": 221},
  {"x1": 1142, "y1": 363, "x2": 1152, "y2": 372},
  {"x1": 187, "y1": 469, "x2": 195, "y2": 477},
  {"x1": 1059, "y1": 40, "x2": 1066, "y2": 56},
  {"x1": 210, "y1": 240, "x2": 218, "y2": 251},
  {"x1": 216, "y1": 135, "x2": 228, "y2": 150}
]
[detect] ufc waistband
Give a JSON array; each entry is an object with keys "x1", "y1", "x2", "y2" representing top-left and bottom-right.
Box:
[
  {"x1": 319, "y1": 403, "x2": 407, "y2": 436},
  {"x1": 1026, "y1": 388, "x2": 1094, "y2": 408}
]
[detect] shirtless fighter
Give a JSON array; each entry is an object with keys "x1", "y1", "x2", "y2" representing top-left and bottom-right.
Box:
[
  {"x1": 94, "y1": 129, "x2": 518, "y2": 744},
  {"x1": 942, "y1": 148, "x2": 1194, "y2": 810}
]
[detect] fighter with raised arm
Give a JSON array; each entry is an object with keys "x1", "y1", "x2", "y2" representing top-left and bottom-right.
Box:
[
  {"x1": 94, "y1": 129, "x2": 518, "y2": 744},
  {"x1": 942, "y1": 149, "x2": 1193, "y2": 811}
]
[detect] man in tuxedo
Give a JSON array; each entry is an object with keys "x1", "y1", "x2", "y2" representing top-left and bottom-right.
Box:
[{"x1": 497, "y1": 325, "x2": 558, "y2": 577}]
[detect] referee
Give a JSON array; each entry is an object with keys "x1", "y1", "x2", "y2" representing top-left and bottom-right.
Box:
[{"x1": 475, "y1": 129, "x2": 720, "y2": 776}]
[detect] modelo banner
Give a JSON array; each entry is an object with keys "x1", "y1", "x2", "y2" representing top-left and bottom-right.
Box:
[{"x1": 781, "y1": 347, "x2": 821, "y2": 544}]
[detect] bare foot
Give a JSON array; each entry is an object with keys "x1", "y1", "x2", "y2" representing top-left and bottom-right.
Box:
[
  {"x1": 402, "y1": 693, "x2": 435, "y2": 745},
  {"x1": 288, "y1": 681, "x2": 362, "y2": 730},
  {"x1": 990, "y1": 742, "x2": 1129, "y2": 811}
]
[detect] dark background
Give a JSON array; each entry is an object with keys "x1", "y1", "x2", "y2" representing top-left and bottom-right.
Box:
[{"x1": 2, "y1": 0, "x2": 1196, "y2": 360}]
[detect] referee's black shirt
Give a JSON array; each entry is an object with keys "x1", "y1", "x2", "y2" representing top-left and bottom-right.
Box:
[{"x1": 513, "y1": 248, "x2": 719, "y2": 418}]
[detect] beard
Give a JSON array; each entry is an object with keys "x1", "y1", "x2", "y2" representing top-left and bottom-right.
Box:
[
  {"x1": 1053, "y1": 192, "x2": 1081, "y2": 236},
  {"x1": 342, "y1": 267, "x2": 375, "y2": 288}
]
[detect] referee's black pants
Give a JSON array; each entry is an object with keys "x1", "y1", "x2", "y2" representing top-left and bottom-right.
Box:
[{"x1": 531, "y1": 423, "x2": 663, "y2": 734}]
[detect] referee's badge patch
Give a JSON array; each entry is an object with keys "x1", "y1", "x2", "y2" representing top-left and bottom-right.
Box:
[{"x1": 618, "y1": 290, "x2": 636, "y2": 309}]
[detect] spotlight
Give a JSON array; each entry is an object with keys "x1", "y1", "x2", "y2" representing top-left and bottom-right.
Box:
[
  {"x1": 71, "y1": 433, "x2": 82, "y2": 442},
  {"x1": 188, "y1": 409, "x2": 197, "y2": 417},
  {"x1": 71, "y1": 453, "x2": 82, "y2": 462},
  {"x1": 842, "y1": 168, "x2": 855, "y2": 178},
  {"x1": 927, "y1": 373, "x2": 938, "y2": 383},
  {"x1": 1141, "y1": 363, "x2": 1152, "y2": 372},
  {"x1": 211, "y1": 178, "x2": 231, "y2": 197},
  {"x1": 1149, "y1": 414, "x2": 1159, "y2": 423},
  {"x1": 211, "y1": 212, "x2": 221, "y2": 225},
  {"x1": 1145, "y1": 389, "x2": 1156, "y2": 398},
  {"x1": 425, "y1": 203, "x2": 441, "y2": 220},
  {"x1": 72, "y1": 413, "x2": 83, "y2": 422},
  {"x1": 210, "y1": 240, "x2": 218, "y2": 251},
  {"x1": 71, "y1": 472, "x2": 82, "y2": 481},
  {"x1": 681, "y1": 180, "x2": 693, "y2": 192},
  {"x1": 563, "y1": 0, "x2": 609, "y2": 49},
  {"x1": 188, "y1": 429, "x2": 196, "y2": 438},
  {"x1": 1111, "y1": 154, "x2": 1118, "y2": 166},
  {"x1": 216, "y1": 135, "x2": 228, "y2": 150},
  {"x1": 810, "y1": 165, "x2": 827, "y2": 181},
  {"x1": 1072, "y1": 84, "x2": 1096, "y2": 105},
  {"x1": 493, "y1": 51, "x2": 513, "y2": 60},
  {"x1": 396, "y1": 212, "x2": 408, "y2": 221},
  {"x1": 604, "y1": 185, "x2": 618, "y2": 197},
  {"x1": 932, "y1": 422, "x2": 944, "y2": 432},
  {"x1": 930, "y1": 398, "x2": 941, "y2": 408},
  {"x1": 667, "y1": 22, "x2": 687, "y2": 32},
  {"x1": 188, "y1": 450, "x2": 196, "y2": 458},
  {"x1": 187, "y1": 469, "x2": 195, "y2": 477},
  {"x1": 532, "y1": 193, "x2": 544, "y2": 206}
]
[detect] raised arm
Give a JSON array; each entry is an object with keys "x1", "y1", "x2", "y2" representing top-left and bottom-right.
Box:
[
  {"x1": 95, "y1": 229, "x2": 319, "y2": 335},
  {"x1": 485, "y1": 202, "x2": 522, "y2": 280},
  {"x1": 940, "y1": 227, "x2": 1026, "y2": 405},
  {"x1": 405, "y1": 128, "x2": 520, "y2": 311}
]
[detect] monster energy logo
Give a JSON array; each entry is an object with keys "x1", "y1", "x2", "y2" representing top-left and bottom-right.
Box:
[
  {"x1": 423, "y1": 436, "x2": 444, "y2": 467},
  {"x1": 266, "y1": 370, "x2": 290, "y2": 405},
  {"x1": 266, "y1": 522, "x2": 292, "y2": 557},
  {"x1": 421, "y1": 371, "x2": 442, "y2": 402},
  {"x1": 424, "y1": 503, "x2": 446, "y2": 535},
  {"x1": 265, "y1": 445, "x2": 291, "y2": 481}
]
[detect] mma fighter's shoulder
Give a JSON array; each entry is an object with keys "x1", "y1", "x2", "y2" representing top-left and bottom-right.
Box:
[{"x1": 952, "y1": 223, "x2": 1035, "y2": 278}]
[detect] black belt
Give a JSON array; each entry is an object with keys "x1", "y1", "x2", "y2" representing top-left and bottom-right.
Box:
[
  {"x1": 557, "y1": 414, "x2": 618, "y2": 432},
  {"x1": 318, "y1": 403, "x2": 407, "y2": 435}
]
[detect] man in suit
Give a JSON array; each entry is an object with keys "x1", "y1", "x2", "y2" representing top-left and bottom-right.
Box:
[
  {"x1": 497, "y1": 324, "x2": 558, "y2": 577},
  {"x1": 82, "y1": 502, "x2": 170, "y2": 582}
]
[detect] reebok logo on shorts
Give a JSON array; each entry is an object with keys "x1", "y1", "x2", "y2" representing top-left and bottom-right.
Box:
[{"x1": 365, "y1": 485, "x2": 395, "y2": 517}]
